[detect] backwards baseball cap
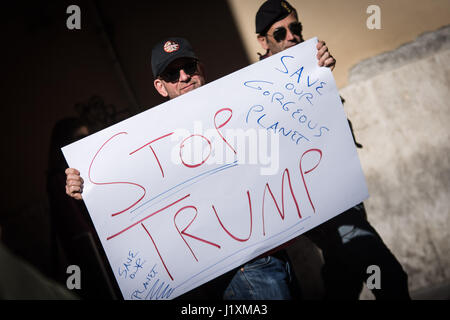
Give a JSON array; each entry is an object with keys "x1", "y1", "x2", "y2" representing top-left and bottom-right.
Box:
[
  {"x1": 151, "y1": 37, "x2": 197, "y2": 78},
  {"x1": 255, "y1": 0, "x2": 297, "y2": 34}
]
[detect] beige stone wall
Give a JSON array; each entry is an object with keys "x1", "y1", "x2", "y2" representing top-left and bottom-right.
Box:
[{"x1": 340, "y1": 26, "x2": 450, "y2": 295}]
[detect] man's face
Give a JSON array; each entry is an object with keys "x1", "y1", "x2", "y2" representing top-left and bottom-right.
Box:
[
  {"x1": 258, "y1": 12, "x2": 303, "y2": 56},
  {"x1": 154, "y1": 57, "x2": 206, "y2": 99}
]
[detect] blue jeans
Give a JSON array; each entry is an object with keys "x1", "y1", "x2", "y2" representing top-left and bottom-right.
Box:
[{"x1": 223, "y1": 254, "x2": 294, "y2": 300}]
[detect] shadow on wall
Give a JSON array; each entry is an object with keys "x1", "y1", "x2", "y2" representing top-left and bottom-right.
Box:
[{"x1": 341, "y1": 25, "x2": 450, "y2": 298}]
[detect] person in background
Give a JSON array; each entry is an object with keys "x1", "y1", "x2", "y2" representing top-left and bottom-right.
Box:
[
  {"x1": 254, "y1": 0, "x2": 410, "y2": 300},
  {"x1": 47, "y1": 117, "x2": 117, "y2": 299}
]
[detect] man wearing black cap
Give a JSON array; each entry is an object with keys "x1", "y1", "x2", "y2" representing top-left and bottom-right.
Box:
[
  {"x1": 253, "y1": 0, "x2": 411, "y2": 300},
  {"x1": 151, "y1": 37, "x2": 206, "y2": 99},
  {"x1": 255, "y1": 0, "x2": 335, "y2": 68}
]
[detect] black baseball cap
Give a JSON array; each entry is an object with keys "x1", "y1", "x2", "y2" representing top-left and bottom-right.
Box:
[
  {"x1": 151, "y1": 37, "x2": 198, "y2": 78},
  {"x1": 255, "y1": 0, "x2": 297, "y2": 35}
]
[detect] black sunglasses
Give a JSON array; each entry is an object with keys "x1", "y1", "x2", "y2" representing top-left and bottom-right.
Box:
[
  {"x1": 267, "y1": 22, "x2": 302, "y2": 42},
  {"x1": 160, "y1": 60, "x2": 198, "y2": 83}
]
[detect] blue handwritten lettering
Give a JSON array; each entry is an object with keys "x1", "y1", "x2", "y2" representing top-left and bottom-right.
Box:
[
  {"x1": 291, "y1": 108, "x2": 303, "y2": 119},
  {"x1": 279, "y1": 127, "x2": 292, "y2": 137},
  {"x1": 257, "y1": 114, "x2": 267, "y2": 128},
  {"x1": 129, "y1": 257, "x2": 145, "y2": 279},
  {"x1": 307, "y1": 121, "x2": 318, "y2": 130},
  {"x1": 130, "y1": 264, "x2": 175, "y2": 300},
  {"x1": 146, "y1": 279, "x2": 175, "y2": 300},
  {"x1": 315, "y1": 81, "x2": 327, "y2": 95},
  {"x1": 302, "y1": 93, "x2": 314, "y2": 105},
  {"x1": 285, "y1": 83, "x2": 295, "y2": 90},
  {"x1": 290, "y1": 108, "x2": 330, "y2": 137},
  {"x1": 271, "y1": 92, "x2": 284, "y2": 105},
  {"x1": 292, "y1": 131, "x2": 310, "y2": 144},
  {"x1": 243, "y1": 80, "x2": 274, "y2": 91},
  {"x1": 265, "y1": 120, "x2": 310, "y2": 144},
  {"x1": 298, "y1": 114, "x2": 307, "y2": 123},
  {"x1": 118, "y1": 250, "x2": 145, "y2": 279},
  {"x1": 290, "y1": 66, "x2": 304, "y2": 84},
  {"x1": 314, "y1": 126, "x2": 330, "y2": 137},
  {"x1": 287, "y1": 85, "x2": 314, "y2": 105},
  {"x1": 282, "y1": 101, "x2": 295, "y2": 112},
  {"x1": 246, "y1": 105, "x2": 264, "y2": 123},
  {"x1": 307, "y1": 76, "x2": 319, "y2": 87},
  {"x1": 267, "y1": 121, "x2": 279, "y2": 133},
  {"x1": 275, "y1": 55, "x2": 294, "y2": 74}
]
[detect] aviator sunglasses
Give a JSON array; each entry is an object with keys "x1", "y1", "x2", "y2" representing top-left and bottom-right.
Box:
[
  {"x1": 267, "y1": 22, "x2": 302, "y2": 42},
  {"x1": 160, "y1": 60, "x2": 198, "y2": 83}
]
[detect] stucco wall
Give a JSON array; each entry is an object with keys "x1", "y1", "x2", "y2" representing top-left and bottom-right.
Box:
[{"x1": 340, "y1": 25, "x2": 450, "y2": 296}]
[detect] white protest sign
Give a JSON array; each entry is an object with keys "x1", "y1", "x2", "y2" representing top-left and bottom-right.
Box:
[{"x1": 62, "y1": 38, "x2": 368, "y2": 300}]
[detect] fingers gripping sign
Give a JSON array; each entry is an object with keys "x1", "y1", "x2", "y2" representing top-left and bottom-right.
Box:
[
  {"x1": 316, "y1": 40, "x2": 336, "y2": 71},
  {"x1": 65, "y1": 168, "x2": 84, "y2": 200}
]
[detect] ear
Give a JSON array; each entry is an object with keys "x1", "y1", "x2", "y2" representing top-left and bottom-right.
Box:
[
  {"x1": 154, "y1": 79, "x2": 169, "y2": 98},
  {"x1": 257, "y1": 35, "x2": 269, "y2": 51}
]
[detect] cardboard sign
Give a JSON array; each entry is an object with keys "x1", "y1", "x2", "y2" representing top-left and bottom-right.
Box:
[{"x1": 62, "y1": 38, "x2": 368, "y2": 300}]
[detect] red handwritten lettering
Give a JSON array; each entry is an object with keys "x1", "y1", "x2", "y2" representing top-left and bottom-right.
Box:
[
  {"x1": 89, "y1": 132, "x2": 146, "y2": 217},
  {"x1": 141, "y1": 222, "x2": 174, "y2": 281},
  {"x1": 212, "y1": 191, "x2": 253, "y2": 242},
  {"x1": 214, "y1": 108, "x2": 237, "y2": 154},
  {"x1": 261, "y1": 169, "x2": 302, "y2": 236},
  {"x1": 106, "y1": 194, "x2": 190, "y2": 241},
  {"x1": 174, "y1": 206, "x2": 221, "y2": 262},
  {"x1": 129, "y1": 132, "x2": 174, "y2": 178},
  {"x1": 88, "y1": 111, "x2": 326, "y2": 285},
  {"x1": 299, "y1": 148, "x2": 323, "y2": 212},
  {"x1": 179, "y1": 134, "x2": 212, "y2": 168},
  {"x1": 107, "y1": 194, "x2": 190, "y2": 281}
]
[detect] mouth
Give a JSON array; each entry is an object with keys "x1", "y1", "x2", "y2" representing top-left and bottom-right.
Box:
[{"x1": 181, "y1": 83, "x2": 195, "y2": 91}]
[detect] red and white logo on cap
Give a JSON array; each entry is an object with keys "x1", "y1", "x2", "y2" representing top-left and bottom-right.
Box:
[{"x1": 163, "y1": 41, "x2": 180, "y2": 53}]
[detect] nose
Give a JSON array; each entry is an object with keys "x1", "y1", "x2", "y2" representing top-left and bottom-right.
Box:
[
  {"x1": 178, "y1": 69, "x2": 190, "y2": 82},
  {"x1": 285, "y1": 28, "x2": 295, "y2": 41}
]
